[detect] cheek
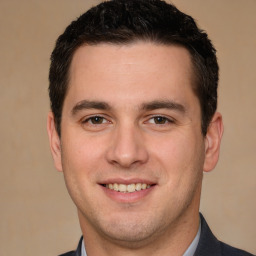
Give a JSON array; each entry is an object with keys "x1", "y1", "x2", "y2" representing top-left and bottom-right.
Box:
[
  {"x1": 148, "y1": 131, "x2": 204, "y2": 179},
  {"x1": 60, "y1": 132, "x2": 107, "y2": 187},
  {"x1": 63, "y1": 128, "x2": 106, "y2": 162},
  {"x1": 60, "y1": 137, "x2": 103, "y2": 207}
]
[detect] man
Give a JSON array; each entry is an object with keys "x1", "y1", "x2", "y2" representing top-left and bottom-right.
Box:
[{"x1": 47, "y1": 0, "x2": 254, "y2": 255}]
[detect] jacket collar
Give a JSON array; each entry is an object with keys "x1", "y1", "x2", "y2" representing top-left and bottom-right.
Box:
[
  {"x1": 74, "y1": 236, "x2": 83, "y2": 256},
  {"x1": 194, "y1": 213, "x2": 221, "y2": 256}
]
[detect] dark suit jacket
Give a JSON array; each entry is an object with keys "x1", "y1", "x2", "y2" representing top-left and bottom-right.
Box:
[{"x1": 59, "y1": 214, "x2": 254, "y2": 256}]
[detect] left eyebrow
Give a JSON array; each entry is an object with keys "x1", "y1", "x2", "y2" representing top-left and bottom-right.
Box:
[
  {"x1": 71, "y1": 100, "x2": 111, "y2": 115},
  {"x1": 141, "y1": 100, "x2": 186, "y2": 113}
]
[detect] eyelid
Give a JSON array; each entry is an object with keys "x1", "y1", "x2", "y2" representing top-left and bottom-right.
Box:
[
  {"x1": 145, "y1": 114, "x2": 175, "y2": 124},
  {"x1": 81, "y1": 114, "x2": 111, "y2": 124}
]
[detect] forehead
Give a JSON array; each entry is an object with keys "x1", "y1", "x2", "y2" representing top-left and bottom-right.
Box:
[
  {"x1": 70, "y1": 42, "x2": 193, "y2": 78},
  {"x1": 66, "y1": 42, "x2": 197, "y2": 109}
]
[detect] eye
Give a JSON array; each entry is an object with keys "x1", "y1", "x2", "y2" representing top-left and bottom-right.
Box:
[
  {"x1": 148, "y1": 116, "x2": 173, "y2": 125},
  {"x1": 83, "y1": 116, "x2": 108, "y2": 125}
]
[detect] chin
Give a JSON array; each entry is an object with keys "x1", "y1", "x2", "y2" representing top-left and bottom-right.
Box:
[
  {"x1": 94, "y1": 212, "x2": 168, "y2": 247},
  {"x1": 102, "y1": 224, "x2": 158, "y2": 247}
]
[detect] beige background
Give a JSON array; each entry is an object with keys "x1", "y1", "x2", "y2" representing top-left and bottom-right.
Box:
[{"x1": 0, "y1": 0, "x2": 255, "y2": 255}]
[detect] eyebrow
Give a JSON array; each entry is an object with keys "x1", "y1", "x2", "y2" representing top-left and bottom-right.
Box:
[
  {"x1": 71, "y1": 99, "x2": 186, "y2": 115},
  {"x1": 71, "y1": 100, "x2": 111, "y2": 115},
  {"x1": 141, "y1": 100, "x2": 186, "y2": 113}
]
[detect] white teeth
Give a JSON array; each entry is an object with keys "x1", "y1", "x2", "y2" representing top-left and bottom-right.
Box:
[
  {"x1": 105, "y1": 183, "x2": 151, "y2": 193},
  {"x1": 127, "y1": 184, "x2": 136, "y2": 192},
  {"x1": 119, "y1": 184, "x2": 126, "y2": 192},
  {"x1": 135, "y1": 183, "x2": 142, "y2": 191},
  {"x1": 141, "y1": 184, "x2": 147, "y2": 189},
  {"x1": 113, "y1": 183, "x2": 118, "y2": 191}
]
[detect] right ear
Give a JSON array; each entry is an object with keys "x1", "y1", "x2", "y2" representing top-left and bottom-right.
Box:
[{"x1": 47, "y1": 112, "x2": 63, "y2": 172}]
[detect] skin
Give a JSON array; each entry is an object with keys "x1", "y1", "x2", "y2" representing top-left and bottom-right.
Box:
[{"x1": 47, "y1": 42, "x2": 223, "y2": 256}]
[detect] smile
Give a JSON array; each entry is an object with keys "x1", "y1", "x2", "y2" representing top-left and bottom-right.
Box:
[{"x1": 103, "y1": 183, "x2": 151, "y2": 193}]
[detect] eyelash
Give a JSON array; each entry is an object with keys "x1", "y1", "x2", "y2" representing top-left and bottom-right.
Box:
[
  {"x1": 81, "y1": 115, "x2": 109, "y2": 125},
  {"x1": 81, "y1": 115, "x2": 174, "y2": 126},
  {"x1": 146, "y1": 115, "x2": 174, "y2": 125}
]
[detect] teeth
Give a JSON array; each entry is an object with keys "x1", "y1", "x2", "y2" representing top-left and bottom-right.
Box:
[
  {"x1": 141, "y1": 183, "x2": 147, "y2": 189},
  {"x1": 119, "y1": 184, "x2": 126, "y2": 192},
  {"x1": 135, "y1": 183, "x2": 141, "y2": 191},
  {"x1": 127, "y1": 184, "x2": 135, "y2": 192},
  {"x1": 113, "y1": 183, "x2": 118, "y2": 191},
  {"x1": 106, "y1": 183, "x2": 151, "y2": 193}
]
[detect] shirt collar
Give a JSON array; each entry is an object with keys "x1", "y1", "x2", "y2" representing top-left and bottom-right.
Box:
[{"x1": 183, "y1": 219, "x2": 201, "y2": 256}]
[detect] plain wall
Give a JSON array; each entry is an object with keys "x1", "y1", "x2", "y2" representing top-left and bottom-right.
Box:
[{"x1": 0, "y1": 0, "x2": 255, "y2": 255}]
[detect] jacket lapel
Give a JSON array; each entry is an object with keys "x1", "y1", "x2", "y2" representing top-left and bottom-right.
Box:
[
  {"x1": 74, "y1": 237, "x2": 83, "y2": 256},
  {"x1": 194, "y1": 214, "x2": 222, "y2": 256}
]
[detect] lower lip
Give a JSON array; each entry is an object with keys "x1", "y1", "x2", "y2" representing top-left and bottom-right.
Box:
[{"x1": 100, "y1": 185, "x2": 155, "y2": 203}]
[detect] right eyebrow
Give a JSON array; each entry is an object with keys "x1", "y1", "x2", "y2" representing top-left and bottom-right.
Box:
[
  {"x1": 71, "y1": 100, "x2": 111, "y2": 115},
  {"x1": 141, "y1": 100, "x2": 186, "y2": 113}
]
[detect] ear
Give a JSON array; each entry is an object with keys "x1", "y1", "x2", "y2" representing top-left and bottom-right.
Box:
[
  {"x1": 47, "y1": 112, "x2": 63, "y2": 172},
  {"x1": 203, "y1": 112, "x2": 224, "y2": 172}
]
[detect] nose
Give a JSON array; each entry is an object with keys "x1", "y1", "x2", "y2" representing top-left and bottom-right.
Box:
[{"x1": 106, "y1": 123, "x2": 149, "y2": 168}]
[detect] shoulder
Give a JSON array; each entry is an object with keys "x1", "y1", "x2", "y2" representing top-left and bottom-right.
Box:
[
  {"x1": 195, "y1": 214, "x2": 254, "y2": 256},
  {"x1": 220, "y1": 242, "x2": 255, "y2": 256},
  {"x1": 58, "y1": 236, "x2": 83, "y2": 256},
  {"x1": 58, "y1": 251, "x2": 76, "y2": 256}
]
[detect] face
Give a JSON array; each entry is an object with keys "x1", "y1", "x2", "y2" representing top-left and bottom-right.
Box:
[{"x1": 48, "y1": 42, "x2": 222, "y2": 247}]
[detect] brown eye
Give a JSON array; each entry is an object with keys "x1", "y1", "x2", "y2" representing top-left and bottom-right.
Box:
[
  {"x1": 81, "y1": 115, "x2": 111, "y2": 131},
  {"x1": 90, "y1": 116, "x2": 105, "y2": 124},
  {"x1": 153, "y1": 116, "x2": 168, "y2": 124}
]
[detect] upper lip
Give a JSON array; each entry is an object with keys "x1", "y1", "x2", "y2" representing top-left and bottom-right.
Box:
[{"x1": 99, "y1": 178, "x2": 156, "y2": 185}]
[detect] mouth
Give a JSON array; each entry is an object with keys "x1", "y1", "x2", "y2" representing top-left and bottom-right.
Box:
[{"x1": 101, "y1": 183, "x2": 153, "y2": 193}]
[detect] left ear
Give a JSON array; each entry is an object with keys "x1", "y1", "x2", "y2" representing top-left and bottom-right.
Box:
[
  {"x1": 203, "y1": 112, "x2": 224, "y2": 172},
  {"x1": 47, "y1": 112, "x2": 63, "y2": 172}
]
